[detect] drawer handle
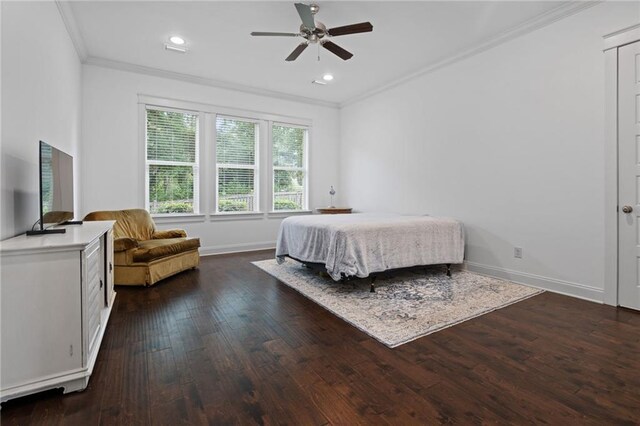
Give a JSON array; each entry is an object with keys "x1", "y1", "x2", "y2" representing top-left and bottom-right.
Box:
[
  {"x1": 100, "y1": 279, "x2": 103, "y2": 289},
  {"x1": 109, "y1": 262, "x2": 113, "y2": 273}
]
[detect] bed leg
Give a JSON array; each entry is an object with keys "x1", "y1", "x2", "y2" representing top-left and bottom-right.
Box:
[
  {"x1": 370, "y1": 276, "x2": 377, "y2": 293},
  {"x1": 446, "y1": 264, "x2": 452, "y2": 277}
]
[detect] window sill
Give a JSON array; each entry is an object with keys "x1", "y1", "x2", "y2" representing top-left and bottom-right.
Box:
[
  {"x1": 267, "y1": 210, "x2": 313, "y2": 218},
  {"x1": 152, "y1": 214, "x2": 206, "y2": 224},
  {"x1": 210, "y1": 212, "x2": 265, "y2": 221}
]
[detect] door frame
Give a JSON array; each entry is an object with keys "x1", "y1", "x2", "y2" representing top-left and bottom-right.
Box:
[{"x1": 604, "y1": 23, "x2": 640, "y2": 306}]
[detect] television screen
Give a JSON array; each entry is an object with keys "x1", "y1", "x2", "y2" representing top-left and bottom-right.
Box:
[{"x1": 40, "y1": 141, "x2": 74, "y2": 228}]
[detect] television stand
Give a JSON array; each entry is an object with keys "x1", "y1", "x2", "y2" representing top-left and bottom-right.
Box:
[
  {"x1": 0, "y1": 221, "x2": 116, "y2": 403},
  {"x1": 26, "y1": 228, "x2": 66, "y2": 236}
]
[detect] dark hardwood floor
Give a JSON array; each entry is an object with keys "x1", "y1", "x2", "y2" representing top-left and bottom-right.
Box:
[{"x1": 2, "y1": 250, "x2": 640, "y2": 425}]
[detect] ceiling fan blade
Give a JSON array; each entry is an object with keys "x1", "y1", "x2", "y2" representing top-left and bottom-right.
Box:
[
  {"x1": 251, "y1": 31, "x2": 299, "y2": 37},
  {"x1": 327, "y1": 22, "x2": 373, "y2": 37},
  {"x1": 285, "y1": 43, "x2": 308, "y2": 61},
  {"x1": 322, "y1": 41, "x2": 353, "y2": 60},
  {"x1": 294, "y1": 3, "x2": 315, "y2": 30}
]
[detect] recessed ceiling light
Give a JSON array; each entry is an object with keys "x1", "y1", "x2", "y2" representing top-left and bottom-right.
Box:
[
  {"x1": 322, "y1": 74, "x2": 334, "y2": 81},
  {"x1": 169, "y1": 36, "x2": 185, "y2": 45}
]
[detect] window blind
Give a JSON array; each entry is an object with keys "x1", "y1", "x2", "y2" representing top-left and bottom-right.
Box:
[
  {"x1": 146, "y1": 108, "x2": 199, "y2": 214},
  {"x1": 272, "y1": 124, "x2": 307, "y2": 211},
  {"x1": 215, "y1": 116, "x2": 258, "y2": 213},
  {"x1": 147, "y1": 109, "x2": 197, "y2": 163}
]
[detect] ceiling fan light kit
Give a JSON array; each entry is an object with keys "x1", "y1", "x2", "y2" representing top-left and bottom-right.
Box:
[{"x1": 251, "y1": 2, "x2": 373, "y2": 62}]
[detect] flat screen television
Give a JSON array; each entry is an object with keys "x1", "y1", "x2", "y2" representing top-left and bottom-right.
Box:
[{"x1": 27, "y1": 141, "x2": 78, "y2": 235}]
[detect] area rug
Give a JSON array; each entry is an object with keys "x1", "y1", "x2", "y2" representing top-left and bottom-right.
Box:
[{"x1": 252, "y1": 259, "x2": 543, "y2": 348}]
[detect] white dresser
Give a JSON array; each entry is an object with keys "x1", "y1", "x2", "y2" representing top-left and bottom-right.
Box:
[{"x1": 0, "y1": 221, "x2": 116, "y2": 403}]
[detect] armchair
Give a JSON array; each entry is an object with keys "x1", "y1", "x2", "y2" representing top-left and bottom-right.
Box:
[{"x1": 83, "y1": 209, "x2": 200, "y2": 286}]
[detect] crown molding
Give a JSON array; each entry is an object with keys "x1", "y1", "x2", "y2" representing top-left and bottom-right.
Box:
[
  {"x1": 340, "y1": 1, "x2": 601, "y2": 108},
  {"x1": 55, "y1": 0, "x2": 598, "y2": 110},
  {"x1": 83, "y1": 56, "x2": 340, "y2": 109},
  {"x1": 603, "y1": 22, "x2": 640, "y2": 51},
  {"x1": 54, "y1": 0, "x2": 338, "y2": 109},
  {"x1": 55, "y1": 1, "x2": 88, "y2": 62}
]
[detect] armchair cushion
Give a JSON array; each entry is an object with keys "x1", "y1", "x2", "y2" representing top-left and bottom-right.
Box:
[
  {"x1": 133, "y1": 238, "x2": 201, "y2": 263},
  {"x1": 114, "y1": 237, "x2": 139, "y2": 252},
  {"x1": 152, "y1": 229, "x2": 187, "y2": 239},
  {"x1": 84, "y1": 209, "x2": 155, "y2": 241}
]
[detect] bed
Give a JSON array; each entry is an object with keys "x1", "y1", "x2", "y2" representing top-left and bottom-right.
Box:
[{"x1": 276, "y1": 213, "x2": 464, "y2": 291}]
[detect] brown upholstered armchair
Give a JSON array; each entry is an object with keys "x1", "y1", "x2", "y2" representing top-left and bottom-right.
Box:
[{"x1": 83, "y1": 209, "x2": 200, "y2": 286}]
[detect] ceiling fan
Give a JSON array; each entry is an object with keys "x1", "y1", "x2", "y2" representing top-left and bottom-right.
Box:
[{"x1": 250, "y1": 3, "x2": 373, "y2": 62}]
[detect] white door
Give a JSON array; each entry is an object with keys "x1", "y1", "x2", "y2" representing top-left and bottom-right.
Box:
[{"x1": 619, "y1": 40, "x2": 640, "y2": 310}]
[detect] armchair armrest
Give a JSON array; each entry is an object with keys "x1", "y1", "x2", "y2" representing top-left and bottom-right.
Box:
[
  {"x1": 152, "y1": 229, "x2": 187, "y2": 239},
  {"x1": 114, "y1": 237, "x2": 139, "y2": 252}
]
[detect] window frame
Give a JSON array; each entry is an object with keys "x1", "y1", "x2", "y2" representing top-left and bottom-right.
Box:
[
  {"x1": 139, "y1": 95, "x2": 313, "y2": 220},
  {"x1": 270, "y1": 122, "x2": 309, "y2": 213},
  {"x1": 214, "y1": 114, "x2": 261, "y2": 215},
  {"x1": 144, "y1": 105, "x2": 201, "y2": 216}
]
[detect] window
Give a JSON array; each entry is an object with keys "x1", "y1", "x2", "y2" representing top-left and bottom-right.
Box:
[
  {"x1": 145, "y1": 108, "x2": 199, "y2": 214},
  {"x1": 141, "y1": 96, "x2": 311, "y2": 218},
  {"x1": 272, "y1": 124, "x2": 308, "y2": 211},
  {"x1": 215, "y1": 116, "x2": 259, "y2": 213}
]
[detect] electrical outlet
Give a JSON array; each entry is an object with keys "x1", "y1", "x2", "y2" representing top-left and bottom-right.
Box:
[{"x1": 514, "y1": 247, "x2": 523, "y2": 259}]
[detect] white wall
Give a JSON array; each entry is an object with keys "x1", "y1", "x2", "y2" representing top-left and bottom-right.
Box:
[
  {"x1": 1, "y1": 1, "x2": 83, "y2": 239},
  {"x1": 340, "y1": 2, "x2": 640, "y2": 302},
  {"x1": 81, "y1": 65, "x2": 341, "y2": 253}
]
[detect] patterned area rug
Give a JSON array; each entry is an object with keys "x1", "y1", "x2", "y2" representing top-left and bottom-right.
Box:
[{"x1": 253, "y1": 259, "x2": 543, "y2": 348}]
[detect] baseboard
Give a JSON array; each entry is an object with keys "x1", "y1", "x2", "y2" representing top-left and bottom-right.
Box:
[
  {"x1": 199, "y1": 241, "x2": 276, "y2": 256},
  {"x1": 464, "y1": 261, "x2": 604, "y2": 303}
]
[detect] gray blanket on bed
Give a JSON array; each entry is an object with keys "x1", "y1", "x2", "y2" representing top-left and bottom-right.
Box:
[{"x1": 276, "y1": 213, "x2": 465, "y2": 280}]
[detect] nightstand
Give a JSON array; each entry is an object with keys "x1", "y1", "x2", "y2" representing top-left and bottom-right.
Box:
[{"x1": 316, "y1": 207, "x2": 353, "y2": 214}]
